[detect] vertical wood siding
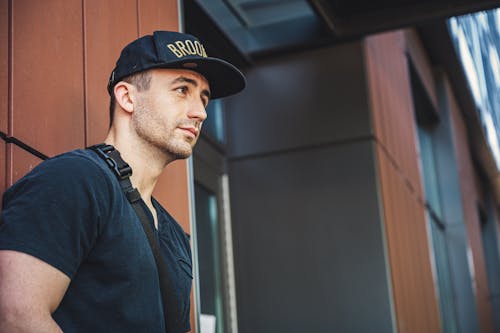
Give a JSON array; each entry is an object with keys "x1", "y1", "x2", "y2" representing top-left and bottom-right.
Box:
[
  {"x1": 365, "y1": 30, "x2": 442, "y2": 333},
  {"x1": 84, "y1": 0, "x2": 139, "y2": 145},
  {"x1": 2, "y1": 0, "x2": 190, "y2": 230},
  {"x1": 444, "y1": 77, "x2": 495, "y2": 333},
  {"x1": 1, "y1": 0, "x2": 7, "y2": 201},
  {"x1": 12, "y1": 0, "x2": 85, "y2": 157}
]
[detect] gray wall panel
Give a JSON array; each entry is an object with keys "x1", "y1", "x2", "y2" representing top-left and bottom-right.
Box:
[
  {"x1": 225, "y1": 42, "x2": 372, "y2": 158},
  {"x1": 229, "y1": 141, "x2": 393, "y2": 333}
]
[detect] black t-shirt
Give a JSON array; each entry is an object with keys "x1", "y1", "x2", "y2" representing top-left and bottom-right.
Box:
[{"x1": 0, "y1": 149, "x2": 193, "y2": 332}]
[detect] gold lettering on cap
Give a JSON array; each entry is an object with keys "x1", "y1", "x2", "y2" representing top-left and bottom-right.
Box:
[
  {"x1": 185, "y1": 40, "x2": 196, "y2": 55},
  {"x1": 167, "y1": 40, "x2": 208, "y2": 58},
  {"x1": 167, "y1": 44, "x2": 183, "y2": 58},
  {"x1": 175, "y1": 41, "x2": 189, "y2": 56},
  {"x1": 194, "y1": 41, "x2": 205, "y2": 57}
]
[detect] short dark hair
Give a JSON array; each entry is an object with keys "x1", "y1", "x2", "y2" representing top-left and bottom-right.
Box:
[{"x1": 109, "y1": 70, "x2": 152, "y2": 127}]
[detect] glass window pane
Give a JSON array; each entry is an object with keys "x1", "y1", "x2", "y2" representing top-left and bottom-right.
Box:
[
  {"x1": 195, "y1": 183, "x2": 225, "y2": 333},
  {"x1": 203, "y1": 99, "x2": 225, "y2": 144}
]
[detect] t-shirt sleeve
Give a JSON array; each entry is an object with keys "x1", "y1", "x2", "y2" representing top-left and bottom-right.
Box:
[{"x1": 0, "y1": 154, "x2": 113, "y2": 279}]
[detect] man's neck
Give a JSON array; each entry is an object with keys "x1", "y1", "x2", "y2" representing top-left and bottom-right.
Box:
[{"x1": 103, "y1": 131, "x2": 172, "y2": 204}]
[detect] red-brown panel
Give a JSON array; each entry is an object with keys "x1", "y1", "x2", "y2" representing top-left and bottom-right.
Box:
[
  {"x1": 0, "y1": 0, "x2": 8, "y2": 133},
  {"x1": 366, "y1": 30, "x2": 441, "y2": 332},
  {"x1": 375, "y1": 144, "x2": 442, "y2": 333},
  {"x1": 365, "y1": 31, "x2": 424, "y2": 201},
  {"x1": 84, "y1": 0, "x2": 138, "y2": 145},
  {"x1": 153, "y1": 159, "x2": 190, "y2": 230},
  {"x1": 12, "y1": 0, "x2": 84, "y2": 157},
  {"x1": 138, "y1": 0, "x2": 179, "y2": 35},
  {"x1": 9, "y1": 144, "x2": 42, "y2": 186},
  {"x1": 445, "y1": 78, "x2": 495, "y2": 333}
]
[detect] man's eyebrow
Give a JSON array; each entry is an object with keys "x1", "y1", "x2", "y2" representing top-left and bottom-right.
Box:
[{"x1": 171, "y1": 76, "x2": 211, "y2": 100}]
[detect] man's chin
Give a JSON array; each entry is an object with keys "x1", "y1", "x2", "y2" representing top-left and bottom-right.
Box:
[
  {"x1": 167, "y1": 146, "x2": 193, "y2": 160},
  {"x1": 159, "y1": 139, "x2": 196, "y2": 161}
]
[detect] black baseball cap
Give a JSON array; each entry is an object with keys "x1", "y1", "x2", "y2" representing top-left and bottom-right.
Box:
[{"x1": 108, "y1": 31, "x2": 246, "y2": 99}]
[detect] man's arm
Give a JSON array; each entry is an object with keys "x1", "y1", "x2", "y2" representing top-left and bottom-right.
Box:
[{"x1": 0, "y1": 250, "x2": 70, "y2": 332}]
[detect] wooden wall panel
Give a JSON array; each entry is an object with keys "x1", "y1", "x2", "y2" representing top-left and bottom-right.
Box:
[
  {"x1": 365, "y1": 31, "x2": 424, "y2": 200},
  {"x1": 138, "y1": 0, "x2": 179, "y2": 35},
  {"x1": 0, "y1": 0, "x2": 7, "y2": 205},
  {"x1": 84, "y1": 0, "x2": 138, "y2": 145},
  {"x1": 12, "y1": 0, "x2": 84, "y2": 157},
  {"x1": 365, "y1": 31, "x2": 441, "y2": 332},
  {"x1": 375, "y1": 145, "x2": 441, "y2": 333},
  {"x1": 154, "y1": 160, "x2": 190, "y2": 231},
  {"x1": 446, "y1": 80, "x2": 495, "y2": 333},
  {"x1": 0, "y1": 0, "x2": 7, "y2": 134},
  {"x1": 10, "y1": 145, "x2": 42, "y2": 185}
]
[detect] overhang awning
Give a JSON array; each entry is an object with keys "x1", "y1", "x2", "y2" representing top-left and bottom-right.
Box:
[
  {"x1": 190, "y1": 0, "x2": 500, "y2": 59},
  {"x1": 309, "y1": 0, "x2": 500, "y2": 38}
]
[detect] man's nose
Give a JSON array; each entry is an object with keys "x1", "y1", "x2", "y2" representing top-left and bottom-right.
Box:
[{"x1": 188, "y1": 100, "x2": 208, "y2": 121}]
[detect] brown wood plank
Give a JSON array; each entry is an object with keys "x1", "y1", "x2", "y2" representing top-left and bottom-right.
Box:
[
  {"x1": 10, "y1": 144, "x2": 42, "y2": 186},
  {"x1": 365, "y1": 31, "x2": 423, "y2": 200},
  {"x1": 375, "y1": 145, "x2": 442, "y2": 333},
  {"x1": 84, "y1": 0, "x2": 138, "y2": 146},
  {"x1": 12, "y1": 0, "x2": 84, "y2": 157},
  {"x1": 0, "y1": 0, "x2": 8, "y2": 206},
  {"x1": 0, "y1": 0, "x2": 8, "y2": 133},
  {"x1": 138, "y1": 0, "x2": 178, "y2": 35},
  {"x1": 367, "y1": 31, "x2": 442, "y2": 333}
]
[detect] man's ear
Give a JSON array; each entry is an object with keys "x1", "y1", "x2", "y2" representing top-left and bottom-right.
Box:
[{"x1": 114, "y1": 82, "x2": 135, "y2": 113}]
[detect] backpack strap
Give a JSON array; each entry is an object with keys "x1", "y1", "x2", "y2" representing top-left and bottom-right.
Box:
[{"x1": 88, "y1": 143, "x2": 185, "y2": 333}]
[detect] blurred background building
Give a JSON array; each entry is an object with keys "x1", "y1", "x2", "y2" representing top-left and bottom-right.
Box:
[{"x1": 2, "y1": 1, "x2": 500, "y2": 332}]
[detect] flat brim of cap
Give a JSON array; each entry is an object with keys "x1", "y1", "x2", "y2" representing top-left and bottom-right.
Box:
[{"x1": 152, "y1": 57, "x2": 246, "y2": 99}]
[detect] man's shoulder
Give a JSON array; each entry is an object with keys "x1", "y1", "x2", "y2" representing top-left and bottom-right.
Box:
[
  {"x1": 4, "y1": 148, "x2": 116, "y2": 200},
  {"x1": 46, "y1": 148, "x2": 107, "y2": 171},
  {"x1": 26, "y1": 148, "x2": 112, "y2": 182}
]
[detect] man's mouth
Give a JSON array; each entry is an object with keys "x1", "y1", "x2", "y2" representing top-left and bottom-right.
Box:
[{"x1": 178, "y1": 126, "x2": 199, "y2": 138}]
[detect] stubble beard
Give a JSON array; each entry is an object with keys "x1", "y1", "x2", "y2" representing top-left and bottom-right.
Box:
[{"x1": 132, "y1": 98, "x2": 194, "y2": 161}]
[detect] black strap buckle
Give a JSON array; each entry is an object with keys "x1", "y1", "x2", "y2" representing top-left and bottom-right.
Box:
[{"x1": 88, "y1": 143, "x2": 132, "y2": 180}]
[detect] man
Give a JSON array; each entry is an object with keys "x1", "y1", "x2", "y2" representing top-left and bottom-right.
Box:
[{"x1": 0, "y1": 31, "x2": 245, "y2": 332}]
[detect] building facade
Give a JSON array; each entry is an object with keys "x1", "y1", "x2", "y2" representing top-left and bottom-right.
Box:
[{"x1": 1, "y1": 1, "x2": 500, "y2": 333}]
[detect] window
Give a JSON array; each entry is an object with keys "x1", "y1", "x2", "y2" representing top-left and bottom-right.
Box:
[
  {"x1": 411, "y1": 62, "x2": 458, "y2": 332},
  {"x1": 195, "y1": 184, "x2": 226, "y2": 332},
  {"x1": 417, "y1": 124, "x2": 458, "y2": 333},
  {"x1": 192, "y1": 100, "x2": 238, "y2": 332},
  {"x1": 203, "y1": 99, "x2": 225, "y2": 144}
]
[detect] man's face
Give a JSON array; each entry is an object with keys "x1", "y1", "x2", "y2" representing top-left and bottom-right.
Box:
[{"x1": 131, "y1": 68, "x2": 210, "y2": 160}]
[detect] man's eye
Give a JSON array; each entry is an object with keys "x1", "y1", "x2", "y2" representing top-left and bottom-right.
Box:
[{"x1": 176, "y1": 87, "x2": 188, "y2": 94}]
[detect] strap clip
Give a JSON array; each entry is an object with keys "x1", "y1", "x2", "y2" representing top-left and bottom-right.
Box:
[{"x1": 88, "y1": 143, "x2": 132, "y2": 180}]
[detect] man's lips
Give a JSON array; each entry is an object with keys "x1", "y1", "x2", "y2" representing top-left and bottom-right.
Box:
[{"x1": 178, "y1": 126, "x2": 199, "y2": 138}]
